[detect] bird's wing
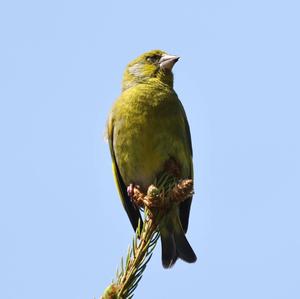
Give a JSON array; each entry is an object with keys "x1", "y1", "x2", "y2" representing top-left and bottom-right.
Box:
[
  {"x1": 107, "y1": 116, "x2": 143, "y2": 231},
  {"x1": 178, "y1": 100, "x2": 194, "y2": 233}
]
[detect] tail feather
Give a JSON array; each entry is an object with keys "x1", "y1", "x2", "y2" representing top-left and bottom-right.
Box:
[
  {"x1": 161, "y1": 233, "x2": 177, "y2": 268},
  {"x1": 174, "y1": 229, "x2": 197, "y2": 263},
  {"x1": 160, "y1": 211, "x2": 196, "y2": 268}
]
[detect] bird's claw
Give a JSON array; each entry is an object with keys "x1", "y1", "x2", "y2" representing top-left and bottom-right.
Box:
[{"x1": 127, "y1": 183, "x2": 135, "y2": 198}]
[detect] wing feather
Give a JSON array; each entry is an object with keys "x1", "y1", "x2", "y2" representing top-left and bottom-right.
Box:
[
  {"x1": 177, "y1": 100, "x2": 193, "y2": 233},
  {"x1": 107, "y1": 117, "x2": 142, "y2": 231}
]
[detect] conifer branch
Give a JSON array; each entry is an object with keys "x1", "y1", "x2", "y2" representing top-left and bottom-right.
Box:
[{"x1": 101, "y1": 175, "x2": 193, "y2": 299}]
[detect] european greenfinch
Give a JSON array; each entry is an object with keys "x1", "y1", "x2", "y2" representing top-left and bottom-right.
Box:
[{"x1": 107, "y1": 50, "x2": 196, "y2": 268}]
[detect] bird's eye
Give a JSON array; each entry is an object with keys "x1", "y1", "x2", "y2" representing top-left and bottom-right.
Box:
[{"x1": 146, "y1": 55, "x2": 160, "y2": 63}]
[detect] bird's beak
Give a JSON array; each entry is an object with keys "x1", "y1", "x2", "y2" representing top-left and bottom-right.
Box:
[{"x1": 159, "y1": 54, "x2": 180, "y2": 71}]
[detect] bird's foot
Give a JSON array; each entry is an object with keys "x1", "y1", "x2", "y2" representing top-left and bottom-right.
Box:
[
  {"x1": 127, "y1": 183, "x2": 143, "y2": 207},
  {"x1": 127, "y1": 183, "x2": 135, "y2": 198},
  {"x1": 128, "y1": 185, "x2": 160, "y2": 209},
  {"x1": 128, "y1": 179, "x2": 194, "y2": 220}
]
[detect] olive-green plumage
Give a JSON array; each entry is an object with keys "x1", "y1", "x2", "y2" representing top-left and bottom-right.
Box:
[{"x1": 107, "y1": 50, "x2": 196, "y2": 268}]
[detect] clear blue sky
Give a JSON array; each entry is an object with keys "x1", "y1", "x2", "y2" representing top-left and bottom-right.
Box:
[{"x1": 1, "y1": 1, "x2": 299, "y2": 298}]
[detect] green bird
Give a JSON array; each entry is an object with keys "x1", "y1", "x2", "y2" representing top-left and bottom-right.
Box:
[{"x1": 107, "y1": 50, "x2": 196, "y2": 268}]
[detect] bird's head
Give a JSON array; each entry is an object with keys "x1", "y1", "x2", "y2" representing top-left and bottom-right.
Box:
[{"x1": 122, "y1": 50, "x2": 179, "y2": 91}]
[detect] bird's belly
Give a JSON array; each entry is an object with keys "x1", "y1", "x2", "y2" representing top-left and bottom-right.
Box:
[{"x1": 114, "y1": 119, "x2": 189, "y2": 190}]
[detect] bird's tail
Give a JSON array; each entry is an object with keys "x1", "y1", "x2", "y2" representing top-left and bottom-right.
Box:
[{"x1": 160, "y1": 210, "x2": 197, "y2": 268}]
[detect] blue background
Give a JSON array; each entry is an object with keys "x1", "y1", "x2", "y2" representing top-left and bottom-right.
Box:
[{"x1": 1, "y1": 1, "x2": 299, "y2": 298}]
